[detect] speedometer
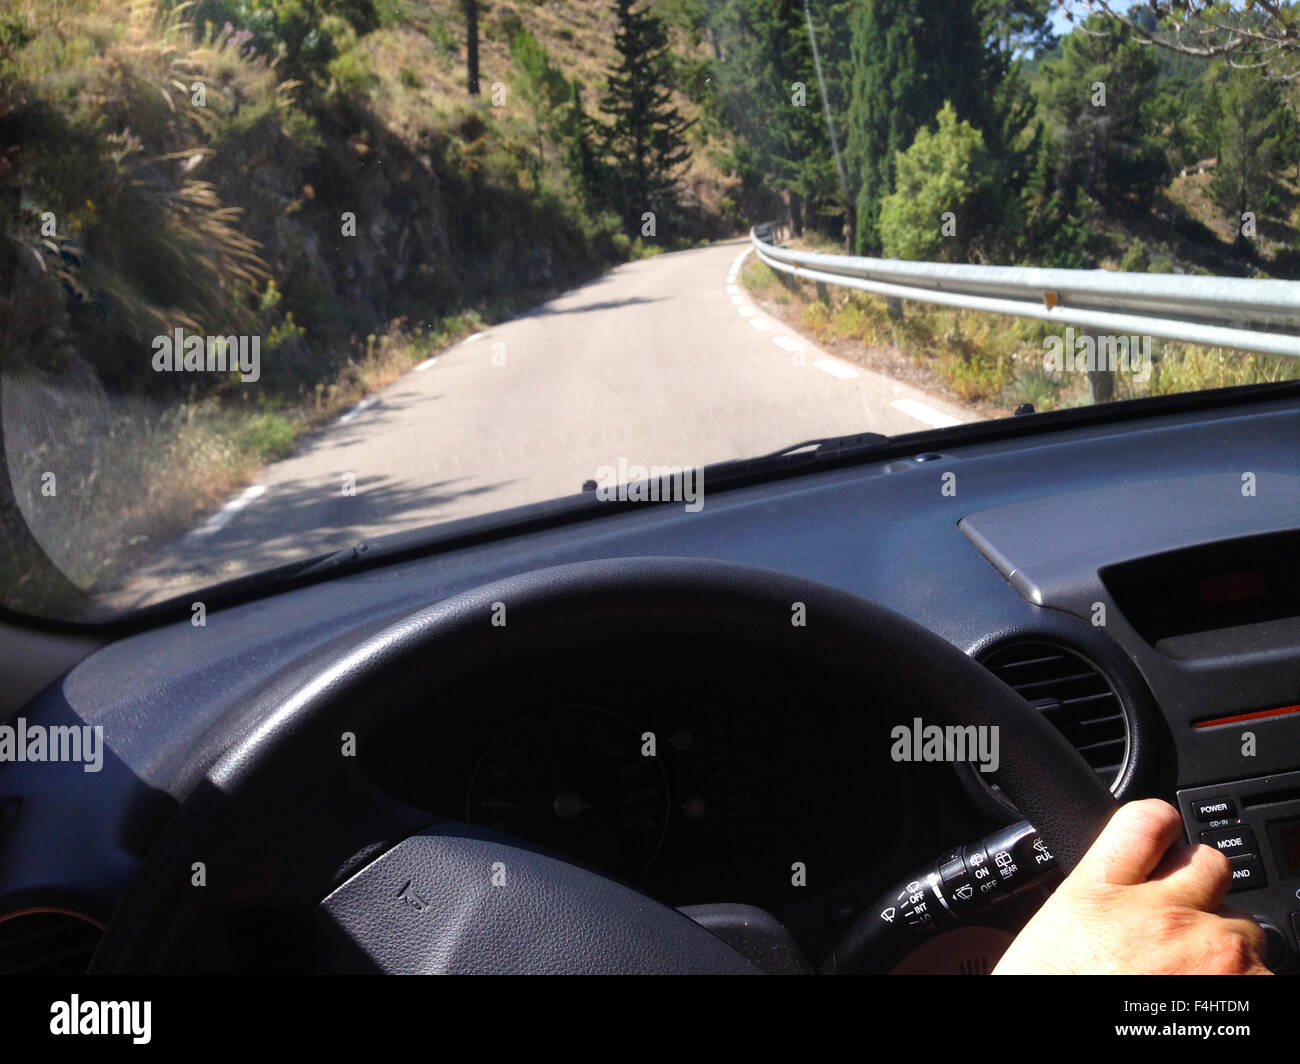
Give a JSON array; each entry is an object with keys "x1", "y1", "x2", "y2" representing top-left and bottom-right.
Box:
[{"x1": 465, "y1": 705, "x2": 670, "y2": 878}]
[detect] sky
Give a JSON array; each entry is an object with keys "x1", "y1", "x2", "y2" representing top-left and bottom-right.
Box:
[{"x1": 1049, "y1": 0, "x2": 1141, "y2": 39}]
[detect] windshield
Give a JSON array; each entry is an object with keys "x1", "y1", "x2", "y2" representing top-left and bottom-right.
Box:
[{"x1": 3, "y1": 0, "x2": 1300, "y2": 622}]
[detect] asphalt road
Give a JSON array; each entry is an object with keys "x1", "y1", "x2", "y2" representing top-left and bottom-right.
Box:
[{"x1": 116, "y1": 238, "x2": 973, "y2": 606}]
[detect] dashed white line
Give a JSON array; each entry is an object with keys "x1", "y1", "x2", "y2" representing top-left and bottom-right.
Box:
[
  {"x1": 414, "y1": 357, "x2": 438, "y2": 372},
  {"x1": 338, "y1": 397, "x2": 378, "y2": 424},
  {"x1": 890, "y1": 398, "x2": 962, "y2": 428},
  {"x1": 184, "y1": 484, "x2": 266, "y2": 541},
  {"x1": 463, "y1": 333, "x2": 485, "y2": 344},
  {"x1": 813, "y1": 358, "x2": 858, "y2": 379},
  {"x1": 723, "y1": 249, "x2": 962, "y2": 425}
]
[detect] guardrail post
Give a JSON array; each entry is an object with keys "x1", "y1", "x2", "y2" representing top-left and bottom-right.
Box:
[
  {"x1": 886, "y1": 296, "x2": 904, "y2": 322},
  {"x1": 1083, "y1": 328, "x2": 1115, "y2": 403}
]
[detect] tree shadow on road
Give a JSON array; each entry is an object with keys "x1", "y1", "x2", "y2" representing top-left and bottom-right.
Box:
[
  {"x1": 522, "y1": 296, "x2": 664, "y2": 318},
  {"x1": 114, "y1": 472, "x2": 518, "y2": 608}
]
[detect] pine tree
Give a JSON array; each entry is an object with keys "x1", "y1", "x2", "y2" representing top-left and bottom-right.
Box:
[
  {"x1": 845, "y1": 0, "x2": 989, "y2": 255},
  {"x1": 1209, "y1": 65, "x2": 1286, "y2": 245},
  {"x1": 600, "y1": 0, "x2": 693, "y2": 222},
  {"x1": 1036, "y1": 14, "x2": 1168, "y2": 206}
]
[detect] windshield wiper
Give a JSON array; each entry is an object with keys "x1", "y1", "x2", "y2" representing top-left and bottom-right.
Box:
[{"x1": 699, "y1": 430, "x2": 893, "y2": 487}]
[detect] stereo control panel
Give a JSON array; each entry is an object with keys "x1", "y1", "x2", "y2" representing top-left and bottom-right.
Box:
[{"x1": 1178, "y1": 769, "x2": 1300, "y2": 971}]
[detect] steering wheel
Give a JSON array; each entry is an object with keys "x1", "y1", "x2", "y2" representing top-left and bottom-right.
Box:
[{"x1": 91, "y1": 557, "x2": 1116, "y2": 973}]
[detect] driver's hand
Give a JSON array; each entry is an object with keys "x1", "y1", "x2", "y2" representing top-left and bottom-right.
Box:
[{"x1": 993, "y1": 798, "x2": 1272, "y2": 975}]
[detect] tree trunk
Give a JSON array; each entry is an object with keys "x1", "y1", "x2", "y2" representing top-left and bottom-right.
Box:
[
  {"x1": 464, "y1": 0, "x2": 480, "y2": 96},
  {"x1": 787, "y1": 191, "x2": 804, "y2": 237},
  {"x1": 705, "y1": 26, "x2": 721, "y2": 60}
]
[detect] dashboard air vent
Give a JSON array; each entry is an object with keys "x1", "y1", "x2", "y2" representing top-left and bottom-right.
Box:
[
  {"x1": 978, "y1": 641, "x2": 1129, "y2": 789},
  {"x1": 0, "y1": 909, "x2": 103, "y2": 974}
]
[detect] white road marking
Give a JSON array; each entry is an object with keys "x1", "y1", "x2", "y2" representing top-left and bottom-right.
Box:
[
  {"x1": 183, "y1": 484, "x2": 266, "y2": 541},
  {"x1": 726, "y1": 247, "x2": 750, "y2": 288},
  {"x1": 727, "y1": 285, "x2": 739, "y2": 294},
  {"x1": 731, "y1": 295, "x2": 746, "y2": 305},
  {"x1": 813, "y1": 358, "x2": 858, "y2": 379},
  {"x1": 338, "y1": 397, "x2": 378, "y2": 424},
  {"x1": 749, "y1": 318, "x2": 772, "y2": 331},
  {"x1": 890, "y1": 397, "x2": 962, "y2": 428},
  {"x1": 772, "y1": 336, "x2": 804, "y2": 352},
  {"x1": 738, "y1": 305, "x2": 756, "y2": 317},
  {"x1": 463, "y1": 333, "x2": 485, "y2": 344},
  {"x1": 414, "y1": 357, "x2": 438, "y2": 372}
]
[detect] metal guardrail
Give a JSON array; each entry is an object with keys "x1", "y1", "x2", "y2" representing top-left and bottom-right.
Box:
[{"x1": 749, "y1": 227, "x2": 1300, "y2": 359}]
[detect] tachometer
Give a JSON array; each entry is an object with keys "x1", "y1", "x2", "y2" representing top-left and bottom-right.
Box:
[{"x1": 465, "y1": 705, "x2": 670, "y2": 878}]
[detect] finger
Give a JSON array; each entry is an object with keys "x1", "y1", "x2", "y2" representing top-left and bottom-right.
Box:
[
  {"x1": 1148, "y1": 842, "x2": 1232, "y2": 910},
  {"x1": 1072, "y1": 798, "x2": 1185, "y2": 887}
]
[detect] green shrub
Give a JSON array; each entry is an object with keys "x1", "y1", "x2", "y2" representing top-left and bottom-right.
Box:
[
  {"x1": 1119, "y1": 240, "x2": 1151, "y2": 272},
  {"x1": 879, "y1": 102, "x2": 998, "y2": 263},
  {"x1": 233, "y1": 409, "x2": 299, "y2": 460},
  {"x1": 327, "y1": 46, "x2": 375, "y2": 98}
]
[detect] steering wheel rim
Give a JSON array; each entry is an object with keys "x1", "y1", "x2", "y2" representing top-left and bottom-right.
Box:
[{"x1": 92, "y1": 556, "x2": 1116, "y2": 973}]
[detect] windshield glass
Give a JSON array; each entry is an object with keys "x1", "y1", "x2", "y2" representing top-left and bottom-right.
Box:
[{"x1": 3, "y1": 0, "x2": 1299, "y2": 622}]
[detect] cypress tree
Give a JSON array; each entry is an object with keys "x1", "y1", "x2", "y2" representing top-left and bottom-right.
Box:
[
  {"x1": 1210, "y1": 65, "x2": 1287, "y2": 246},
  {"x1": 845, "y1": 0, "x2": 987, "y2": 254},
  {"x1": 600, "y1": 0, "x2": 693, "y2": 222}
]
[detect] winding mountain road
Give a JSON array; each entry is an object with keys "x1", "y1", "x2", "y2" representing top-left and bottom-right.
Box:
[{"x1": 117, "y1": 238, "x2": 972, "y2": 606}]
